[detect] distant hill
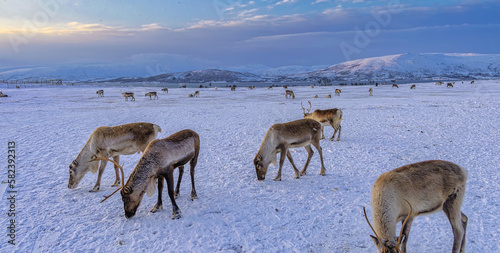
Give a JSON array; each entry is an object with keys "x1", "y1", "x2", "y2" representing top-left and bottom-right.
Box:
[{"x1": 1, "y1": 53, "x2": 499, "y2": 83}]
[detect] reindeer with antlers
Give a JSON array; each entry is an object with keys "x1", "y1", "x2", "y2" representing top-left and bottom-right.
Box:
[
  {"x1": 301, "y1": 101, "x2": 342, "y2": 141},
  {"x1": 285, "y1": 90, "x2": 295, "y2": 99},
  {"x1": 364, "y1": 160, "x2": 468, "y2": 253},
  {"x1": 99, "y1": 129, "x2": 200, "y2": 219}
]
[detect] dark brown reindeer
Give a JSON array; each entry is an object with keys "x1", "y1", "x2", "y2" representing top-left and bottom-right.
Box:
[
  {"x1": 254, "y1": 119, "x2": 326, "y2": 181},
  {"x1": 285, "y1": 90, "x2": 295, "y2": 99},
  {"x1": 96, "y1": 90, "x2": 104, "y2": 97},
  {"x1": 364, "y1": 160, "x2": 468, "y2": 253},
  {"x1": 100, "y1": 129, "x2": 200, "y2": 219},
  {"x1": 301, "y1": 101, "x2": 342, "y2": 141},
  {"x1": 145, "y1": 92, "x2": 158, "y2": 99}
]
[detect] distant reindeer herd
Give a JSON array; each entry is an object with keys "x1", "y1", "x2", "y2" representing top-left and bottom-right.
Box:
[{"x1": 66, "y1": 80, "x2": 475, "y2": 252}]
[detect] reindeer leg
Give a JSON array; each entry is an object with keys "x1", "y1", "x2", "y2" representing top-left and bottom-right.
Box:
[
  {"x1": 320, "y1": 125, "x2": 325, "y2": 139},
  {"x1": 111, "y1": 156, "x2": 121, "y2": 187},
  {"x1": 151, "y1": 176, "x2": 164, "y2": 213},
  {"x1": 311, "y1": 140, "x2": 326, "y2": 176},
  {"x1": 166, "y1": 168, "x2": 182, "y2": 219},
  {"x1": 274, "y1": 147, "x2": 287, "y2": 181},
  {"x1": 443, "y1": 190, "x2": 466, "y2": 253},
  {"x1": 189, "y1": 156, "x2": 198, "y2": 200},
  {"x1": 175, "y1": 166, "x2": 184, "y2": 198},
  {"x1": 286, "y1": 150, "x2": 300, "y2": 179},
  {"x1": 300, "y1": 145, "x2": 314, "y2": 176},
  {"x1": 460, "y1": 212, "x2": 468, "y2": 253},
  {"x1": 336, "y1": 125, "x2": 341, "y2": 141},
  {"x1": 329, "y1": 121, "x2": 337, "y2": 141},
  {"x1": 90, "y1": 159, "x2": 108, "y2": 192}
]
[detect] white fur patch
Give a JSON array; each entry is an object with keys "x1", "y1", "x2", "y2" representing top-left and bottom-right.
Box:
[
  {"x1": 271, "y1": 154, "x2": 277, "y2": 166},
  {"x1": 90, "y1": 162, "x2": 99, "y2": 174},
  {"x1": 146, "y1": 177, "x2": 156, "y2": 197}
]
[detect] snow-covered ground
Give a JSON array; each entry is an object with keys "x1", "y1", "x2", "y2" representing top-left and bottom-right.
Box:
[{"x1": 0, "y1": 80, "x2": 499, "y2": 252}]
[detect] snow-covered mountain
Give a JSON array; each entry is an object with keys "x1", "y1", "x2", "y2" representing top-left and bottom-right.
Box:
[
  {"x1": 293, "y1": 53, "x2": 500, "y2": 81},
  {"x1": 1, "y1": 53, "x2": 499, "y2": 82},
  {"x1": 107, "y1": 69, "x2": 263, "y2": 83}
]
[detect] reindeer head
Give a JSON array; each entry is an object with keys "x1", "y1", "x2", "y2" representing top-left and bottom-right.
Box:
[
  {"x1": 301, "y1": 101, "x2": 312, "y2": 118},
  {"x1": 68, "y1": 155, "x2": 99, "y2": 189},
  {"x1": 254, "y1": 154, "x2": 267, "y2": 181},
  {"x1": 120, "y1": 184, "x2": 143, "y2": 218},
  {"x1": 364, "y1": 200, "x2": 413, "y2": 253}
]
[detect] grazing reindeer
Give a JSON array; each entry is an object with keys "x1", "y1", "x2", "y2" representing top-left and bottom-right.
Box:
[
  {"x1": 0, "y1": 91, "x2": 8, "y2": 97},
  {"x1": 311, "y1": 84, "x2": 314, "y2": 88},
  {"x1": 283, "y1": 85, "x2": 288, "y2": 89},
  {"x1": 193, "y1": 91, "x2": 200, "y2": 97},
  {"x1": 470, "y1": 81, "x2": 474, "y2": 84},
  {"x1": 392, "y1": 84, "x2": 399, "y2": 88},
  {"x1": 369, "y1": 88, "x2": 373, "y2": 96},
  {"x1": 410, "y1": 84, "x2": 416, "y2": 89},
  {"x1": 312, "y1": 95, "x2": 319, "y2": 98},
  {"x1": 364, "y1": 160, "x2": 468, "y2": 253},
  {"x1": 96, "y1": 90, "x2": 104, "y2": 97},
  {"x1": 447, "y1": 83, "x2": 454, "y2": 88},
  {"x1": 268, "y1": 86, "x2": 273, "y2": 90},
  {"x1": 122, "y1": 92, "x2": 135, "y2": 101},
  {"x1": 325, "y1": 94, "x2": 332, "y2": 98},
  {"x1": 161, "y1": 88, "x2": 169, "y2": 94},
  {"x1": 102, "y1": 130, "x2": 200, "y2": 219},
  {"x1": 285, "y1": 90, "x2": 295, "y2": 99},
  {"x1": 188, "y1": 94, "x2": 194, "y2": 97},
  {"x1": 254, "y1": 119, "x2": 326, "y2": 181},
  {"x1": 301, "y1": 101, "x2": 342, "y2": 141},
  {"x1": 145, "y1": 92, "x2": 158, "y2": 100},
  {"x1": 68, "y1": 122, "x2": 161, "y2": 192},
  {"x1": 231, "y1": 86, "x2": 236, "y2": 91},
  {"x1": 436, "y1": 81, "x2": 443, "y2": 85},
  {"x1": 335, "y1": 89, "x2": 341, "y2": 96}
]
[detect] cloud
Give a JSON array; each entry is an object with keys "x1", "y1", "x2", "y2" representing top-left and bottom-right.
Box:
[
  {"x1": 0, "y1": 22, "x2": 167, "y2": 35},
  {"x1": 275, "y1": 0, "x2": 299, "y2": 6}
]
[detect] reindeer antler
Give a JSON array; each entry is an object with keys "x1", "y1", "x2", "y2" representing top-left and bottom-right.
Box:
[
  {"x1": 90, "y1": 149, "x2": 125, "y2": 203},
  {"x1": 301, "y1": 101, "x2": 312, "y2": 115},
  {"x1": 363, "y1": 206, "x2": 385, "y2": 250},
  {"x1": 395, "y1": 199, "x2": 413, "y2": 251}
]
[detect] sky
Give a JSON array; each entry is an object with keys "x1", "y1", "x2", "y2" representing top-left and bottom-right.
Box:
[{"x1": 0, "y1": 0, "x2": 499, "y2": 73}]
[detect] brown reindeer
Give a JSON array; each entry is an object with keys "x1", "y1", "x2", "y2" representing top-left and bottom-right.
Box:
[
  {"x1": 312, "y1": 95, "x2": 319, "y2": 98},
  {"x1": 122, "y1": 92, "x2": 135, "y2": 101},
  {"x1": 410, "y1": 84, "x2": 416, "y2": 89},
  {"x1": 285, "y1": 90, "x2": 295, "y2": 99},
  {"x1": 254, "y1": 119, "x2": 326, "y2": 181},
  {"x1": 325, "y1": 94, "x2": 332, "y2": 98},
  {"x1": 364, "y1": 160, "x2": 468, "y2": 253},
  {"x1": 392, "y1": 84, "x2": 399, "y2": 88},
  {"x1": 145, "y1": 92, "x2": 158, "y2": 100},
  {"x1": 302, "y1": 101, "x2": 342, "y2": 141},
  {"x1": 100, "y1": 130, "x2": 200, "y2": 219},
  {"x1": 231, "y1": 86, "x2": 236, "y2": 91},
  {"x1": 369, "y1": 88, "x2": 373, "y2": 96},
  {"x1": 193, "y1": 91, "x2": 200, "y2": 97},
  {"x1": 447, "y1": 83, "x2": 454, "y2": 88},
  {"x1": 335, "y1": 89, "x2": 341, "y2": 96},
  {"x1": 161, "y1": 88, "x2": 169, "y2": 94},
  {"x1": 68, "y1": 122, "x2": 161, "y2": 192},
  {"x1": 96, "y1": 90, "x2": 104, "y2": 97}
]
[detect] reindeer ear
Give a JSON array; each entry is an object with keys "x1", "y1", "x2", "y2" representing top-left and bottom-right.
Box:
[{"x1": 146, "y1": 177, "x2": 156, "y2": 197}]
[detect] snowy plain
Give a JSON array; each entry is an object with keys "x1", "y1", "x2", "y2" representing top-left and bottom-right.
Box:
[{"x1": 0, "y1": 80, "x2": 499, "y2": 252}]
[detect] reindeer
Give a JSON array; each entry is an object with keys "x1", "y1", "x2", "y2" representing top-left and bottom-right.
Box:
[
  {"x1": 161, "y1": 88, "x2": 169, "y2": 94},
  {"x1": 68, "y1": 122, "x2": 161, "y2": 192},
  {"x1": 145, "y1": 92, "x2": 158, "y2": 100},
  {"x1": 100, "y1": 129, "x2": 200, "y2": 219},
  {"x1": 0, "y1": 91, "x2": 8, "y2": 97},
  {"x1": 231, "y1": 86, "x2": 236, "y2": 91},
  {"x1": 470, "y1": 81, "x2": 475, "y2": 84},
  {"x1": 193, "y1": 91, "x2": 200, "y2": 97},
  {"x1": 369, "y1": 88, "x2": 373, "y2": 96},
  {"x1": 214, "y1": 86, "x2": 218, "y2": 91},
  {"x1": 301, "y1": 101, "x2": 342, "y2": 141},
  {"x1": 364, "y1": 160, "x2": 468, "y2": 253},
  {"x1": 392, "y1": 84, "x2": 399, "y2": 88},
  {"x1": 122, "y1": 92, "x2": 135, "y2": 101},
  {"x1": 283, "y1": 85, "x2": 288, "y2": 89},
  {"x1": 325, "y1": 94, "x2": 332, "y2": 98},
  {"x1": 447, "y1": 83, "x2": 454, "y2": 88},
  {"x1": 188, "y1": 94, "x2": 194, "y2": 97},
  {"x1": 410, "y1": 84, "x2": 416, "y2": 89},
  {"x1": 254, "y1": 119, "x2": 326, "y2": 181},
  {"x1": 312, "y1": 95, "x2": 319, "y2": 98},
  {"x1": 268, "y1": 86, "x2": 273, "y2": 90},
  {"x1": 436, "y1": 81, "x2": 443, "y2": 86},
  {"x1": 311, "y1": 84, "x2": 314, "y2": 88},
  {"x1": 335, "y1": 89, "x2": 341, "y2": 96},
  {"x1": 285, "y1": 90, "x2": 295, "y2": 99},
  {"x1": 96, "y1": 90, "x2": 104, "y2": 97}
]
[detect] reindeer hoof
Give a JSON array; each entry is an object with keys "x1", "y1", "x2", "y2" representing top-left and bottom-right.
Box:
[
  {"x1": 190, "y1": 194, "x2": 198, "y2": 200},
  {"x1": 294, "y1": 175, "x2": 300, "y2": 179},
  {"x1": 151, "y1": 204, "x2": 163, "y2": 213},
  {"x1": 329, "y1": 138, "x2": 334, "y2": 141},
  {"x1": 336, "y1": 138, "x2": 340, "y2": 141},
  {"x1": 174, "y1": 192, "x2": 180, "y2": 199},
  {"x1": 171, "y1": 211, "x2": 182, "y2": 220},
  {"x1": 111, "y1": 181, "x2": 121, "y2": 187},
  {"x1": 273, "y1": 177, "x2": 282, "y2": 181},
  {"x1": 89, "y1": 186, "x2": 100, "y2": 192},
  {"x1": 300, "y1": 171, "x2": 307, "y2": 176}
]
